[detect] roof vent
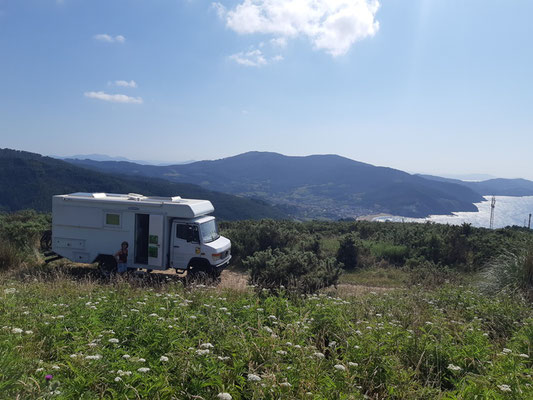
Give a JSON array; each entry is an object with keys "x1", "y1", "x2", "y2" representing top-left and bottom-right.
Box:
[
  {"x1": 91, "y1": 193, "x2": 107, "y2": 199},
  {"x1": 127, "y1": 193, "x2": 145, "y2": 201}
]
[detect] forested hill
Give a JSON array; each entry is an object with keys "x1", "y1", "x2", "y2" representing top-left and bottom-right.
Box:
[
  {"x1": 67, "y1": 151, "x2": 484, "y2": 219},
  {"x1": 0, "y1": 149, "x2": 288, "y2": 220},
  {"x1": 419, "y1": 174, "x2": 533, "y2": 196}
]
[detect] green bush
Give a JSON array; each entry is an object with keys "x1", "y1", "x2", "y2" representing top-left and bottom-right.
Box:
[
  {"x1": 480, "y1": 244, "x2": 533, "y2": 298},
  {"x1": 336, "y1": 232, "x2": 361, "y2": 270},
  {"x1": 370, "y1": 242, "x2": 409, "y2": 265},
  {"x1": 0, "y1": 241, "x2": 25, "y2": 271},
  {"x1": 0, "y1": 210, "x2": 51, "y2": 249},
  {"x1": 244, "y1": 248, "x2": 342, "y2": 294}
]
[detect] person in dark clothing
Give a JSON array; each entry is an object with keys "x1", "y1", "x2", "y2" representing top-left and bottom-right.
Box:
[{"x1": 115, "y1": 241, "x2": 129, "y2": 273}]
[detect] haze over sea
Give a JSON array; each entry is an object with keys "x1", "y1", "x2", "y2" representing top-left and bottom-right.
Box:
[{"x1": 375, "y1": 196, "x2": 533, "y2": 229}]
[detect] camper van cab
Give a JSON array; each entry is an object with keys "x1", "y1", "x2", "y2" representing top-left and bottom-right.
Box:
[{"x1": 52, "y1": 193, "x2": 231, "y2": 276}]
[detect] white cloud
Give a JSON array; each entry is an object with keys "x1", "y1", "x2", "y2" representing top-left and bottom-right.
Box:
[
  {"x1": 211, "y1": 2, "x2": 226, "y2": 19},
  {"x1": 84, "y1": 91, "x2": 142, "y2": 104},
  {"x1": 217, "y1": 0, "x2": 380, "y2": 57},
  {"x1": 270, "y1": 37, "x2": 287, "y2": 48},
  {"x1": 229, "y1": 49, "x2": 284, "y2": 67},
  {"x1": 111, "y1": 80, "x2": 138, "y2": 88},
  {"x1": 229, "y1": 49, "x2": 267, "y2": 67},
  {"x1": 93, "y1": 34, "x2": 126, "y2": 44}
]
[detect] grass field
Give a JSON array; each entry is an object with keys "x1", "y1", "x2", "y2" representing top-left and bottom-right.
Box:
[{"x1": 1, "y1": 267, "x2": 532, "y2": 399}]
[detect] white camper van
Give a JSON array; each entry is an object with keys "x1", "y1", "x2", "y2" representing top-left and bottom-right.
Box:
[{"x1": 51, "y1": 193, "x2": 231, "y2": 276}]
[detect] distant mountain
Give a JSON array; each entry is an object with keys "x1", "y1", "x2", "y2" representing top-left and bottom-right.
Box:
[
  {"x1": 53, "y1": 153, "x2": 194, "y2": 166},
  {"x1": 0, "y1": 149, "x2": 287, "y2": 220},
  {"x1": 67, "y1": 151, "x2": 485, "y2": 218},
  {"x1": 419, "y1": 174, "x2": 533, "y2": 197}
]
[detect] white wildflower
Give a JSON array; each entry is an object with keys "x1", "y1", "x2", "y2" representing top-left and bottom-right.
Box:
[
  {"x1": 70, "y1": 354, "x2": 78, "y2": 358},
  {"x1": 217, "y1": 393, "x2": 232, "y2": 400},
  {"x1": 189, "y1": 315, "x2": 197, "y2": 319},
  {"x1": 52, "y1": 365, "x2": 60, "y2": 369},
  {"x1": 497, "y1": 384, "x2": 511, "y2": 392},
  {"x1": 276, "y1": 350, "x2": 287, "y2": 355},
  {"x1": 200, "y1": 343, "x2": 214, "y2": 349},
  {"x1": 114, "y1": 377, "x2": 122, "y2": 382},
  {"x1": 36, "y1": 368, "x2": 44, "y2": 372},
  {"x1": 12, "y1": 328, "x2": 23, "y2": 334},
  {"x1": 519, "y1": 353, "x2": 529, "y2": 358},
  {"x1": 196, "y1": 349, "x2": 210, "y2": 355},
  {"x1": 348, "y1": 362, "x2": 358, "y2": 367},
  {"x1": 248, "y1": 373, "x2": 261, "y2": 382},
  {"x1": 502, "y1": 348, "x2": 512, "y2": 354},
  {"x1": 160, "y1": 355, "x2": 169, "y2": 362},
  {"x1": 280, "y1": 382, "x2": 292, "y2": 387},
  {"x1": 85, "y1": 355, "x2": 102, "y2": 360},
  {"x1": 117, "y1": 370, "x2": 132, "y2": 376},
  {"x1": 328, "y1": 341, "x2": 337, "y2": 347},
  {"x1": 268, "y1": 315, "x2": 277, "y2": 320},
  {"x1": 217, "y1": 356, "x2": 230, "y2": 361},
  {"x1": 263, "y1": 326, "x2": 273, "y2": 334},
  {"x1": 447, "y1": 364, "x2": 462, "y2": 371},
  {"x1": 137, "y1": 367, "x2": 150, "y2": 373},
  {"x1": 122, "y1": 354, "x2": 131, "y2": 359},
  {"x1": 108, "y1": 338, "x2": 119, "y2": 344},
  {"x1": 313, "y1": 352, "x2": 325, "y2": 359},
  {"x1": 4, "y1": 288, "x2": 16, "y2": 294},
  {"x1": 334, "y1": 364, "x2": 346, "y2": 371}
]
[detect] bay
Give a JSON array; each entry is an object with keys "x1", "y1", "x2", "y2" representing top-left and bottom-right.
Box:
[{"x1": 374, "y1": 196, "x2": 533, "y2": 229}]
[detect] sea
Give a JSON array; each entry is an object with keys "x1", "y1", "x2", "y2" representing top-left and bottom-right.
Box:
[{"x1": 373, "y1": 196, "x2": 533, "y2": 229}]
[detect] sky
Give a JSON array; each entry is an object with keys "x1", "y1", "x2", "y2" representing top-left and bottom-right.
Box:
[{"x1": 1, "y1": 0, "x2": 532, "y2": 179}]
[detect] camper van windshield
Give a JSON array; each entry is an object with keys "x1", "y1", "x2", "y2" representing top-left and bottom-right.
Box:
[{"x1": 200, "y1": 220, "x2": 219, "y2": 243}]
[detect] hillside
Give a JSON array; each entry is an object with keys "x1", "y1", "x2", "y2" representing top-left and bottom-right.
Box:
[
  {"x1": 0, "y1": 149, "x2": 287, "y2": 220},
  {"x1": 419, "y1": 174, "x2": 533, "y2": 196},
  {"x1": 67, "y1": 151, "x2": 484, "y2": 218}
]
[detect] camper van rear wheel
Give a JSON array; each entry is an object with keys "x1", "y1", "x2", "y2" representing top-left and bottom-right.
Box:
[{"x1": 97, "y1": 256, "x2": 117, "y2": 276}]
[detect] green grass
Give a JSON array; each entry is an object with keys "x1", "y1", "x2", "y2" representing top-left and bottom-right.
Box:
[
  {"x1": 338, "y1": 267, "x2": 410, "y2": 287},
  {"x1": 1, "y1": 274, "x2": 532, "y2": 399}
]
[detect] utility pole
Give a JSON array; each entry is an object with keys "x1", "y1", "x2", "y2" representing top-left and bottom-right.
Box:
[
  {"x1": 529, "y1": 213, "x2": 531, "y2": 230},
  {"x1": 489, "y1": 196, "x2": 496, "y2": 229}
]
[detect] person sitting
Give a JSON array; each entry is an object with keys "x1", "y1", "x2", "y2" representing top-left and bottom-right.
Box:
[{"x1": 115, "y1": 241, "x2": 129, "y2": 274}]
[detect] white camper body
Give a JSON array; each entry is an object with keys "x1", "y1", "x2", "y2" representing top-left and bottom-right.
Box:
[{"x1": 52, "y1": 193, "x2": 231, "y2": 274}]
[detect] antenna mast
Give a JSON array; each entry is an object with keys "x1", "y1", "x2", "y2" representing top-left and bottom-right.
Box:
[{"x1": 489, "y1": 196, "x2": 496, "y2": 229}]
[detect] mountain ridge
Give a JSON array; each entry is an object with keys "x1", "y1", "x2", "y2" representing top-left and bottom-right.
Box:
[
  {"x1": 66, "y1": 151, "x2": 487, "y2": 219},
  {"x1": 0, "y1": 148, "x2": 288, "y2": 220}
]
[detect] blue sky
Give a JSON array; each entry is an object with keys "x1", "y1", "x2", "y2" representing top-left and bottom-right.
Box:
[{"x1": 1, "y1": 0, "x2": 532, "y2": 179}]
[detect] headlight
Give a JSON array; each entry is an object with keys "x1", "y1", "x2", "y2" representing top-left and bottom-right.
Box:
[{"x1": 212, "y1": 253, "x2": 222, "y2": 261}]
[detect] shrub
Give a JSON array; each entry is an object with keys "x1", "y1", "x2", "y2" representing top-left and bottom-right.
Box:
[
  {"x1": 0, "y1": 241, "x2": 25, "y2": 272},
  {"x1": 480, "y1": 245, "x2": 533, "y2": 298},
  {"x1": 336, "y1": 233, "x2": 361, "y2": 270},
  {"x1": 0, "y1": 210, "x2": 51, "y2": 249},
  {"x1": 244, "y1": 248, "x2": 342, "y2": 294},
  {"x1": 370, "y1": 242, "x2": 409, "y2": 265}
]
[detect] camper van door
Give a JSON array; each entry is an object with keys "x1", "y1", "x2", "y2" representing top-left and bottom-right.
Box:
[{"x1": 148, "y1": 214, "x2": 164, "y2": 267}]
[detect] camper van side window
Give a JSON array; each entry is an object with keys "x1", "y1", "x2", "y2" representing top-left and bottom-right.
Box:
[
  {"x1": 176, "y1": 224, "x2": 188, "y2": 240},
  {"x1": 105, "y1": 213, "x2": 121, "y2": 226}
]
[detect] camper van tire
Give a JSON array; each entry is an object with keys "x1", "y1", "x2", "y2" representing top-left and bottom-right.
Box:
[
  {"x1": 187, "y1": 259, "x2": 221, "y2": 283},
  {"x1": 96, "y1": 255, "x2": 117, "y2": 277}
]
